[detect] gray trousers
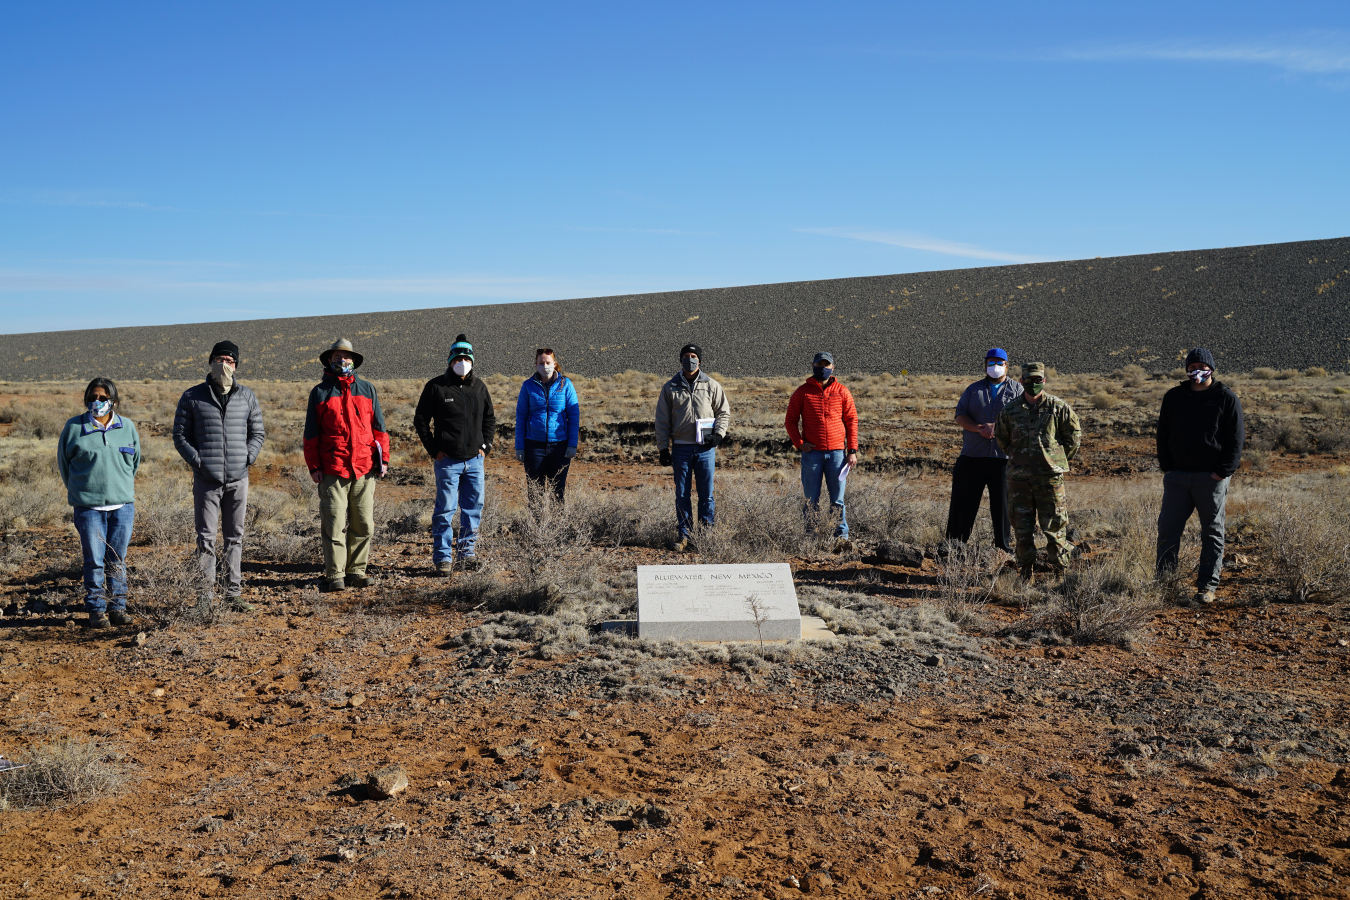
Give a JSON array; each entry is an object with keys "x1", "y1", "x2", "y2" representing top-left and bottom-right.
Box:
[
  {"x1": 193, "y1": 473, "x2": 248, "y2": 596},
  {"x1": 1156, "y1": 470, "x2": 1229, "y2": 592}
]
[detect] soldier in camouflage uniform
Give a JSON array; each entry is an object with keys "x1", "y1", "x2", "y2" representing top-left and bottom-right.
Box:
[{"x1": 994, "y1": 362, "x2": 1081, "y2": 581}]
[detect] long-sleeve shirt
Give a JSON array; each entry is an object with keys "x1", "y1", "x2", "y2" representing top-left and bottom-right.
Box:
[{"x1": 1156, "y1": 380, "x2": 1245, "y2": 477}]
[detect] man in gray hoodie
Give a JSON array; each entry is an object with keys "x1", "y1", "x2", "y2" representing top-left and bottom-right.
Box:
[{"x1": 173, "y1": 340, "x2": 266, "y2": 610}]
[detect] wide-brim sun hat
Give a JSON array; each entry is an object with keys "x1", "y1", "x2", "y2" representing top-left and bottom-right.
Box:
[{"x1": 319, "y1": 338, "x2": 364, "y2": 369}]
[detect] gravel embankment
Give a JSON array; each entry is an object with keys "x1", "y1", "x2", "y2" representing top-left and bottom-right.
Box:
[{"x1": 1, "y1": 237, "x2": 1346, "y2": 381}]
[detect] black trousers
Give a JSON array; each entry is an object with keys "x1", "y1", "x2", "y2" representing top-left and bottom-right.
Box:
[{"x1": 945, "y1": 455, "x2": 1013, "y2": 552}]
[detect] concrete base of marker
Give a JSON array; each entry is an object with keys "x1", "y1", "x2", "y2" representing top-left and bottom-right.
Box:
[{"x1": 599, "y1": 616, "x2": 834, "y2": 644}]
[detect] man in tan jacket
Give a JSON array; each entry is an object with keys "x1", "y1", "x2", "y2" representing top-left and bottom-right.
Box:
[{"x1": 654, "y1": 343, "x2": 731, "y2": 551}]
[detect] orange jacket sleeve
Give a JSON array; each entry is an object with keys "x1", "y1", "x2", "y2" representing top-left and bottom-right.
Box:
[
  {"x1": 784, "y1": 385, "x2": 805, "y2": 448},
  {"x1": 842, "y1": 384, "x2": 859, "y2": 451}
]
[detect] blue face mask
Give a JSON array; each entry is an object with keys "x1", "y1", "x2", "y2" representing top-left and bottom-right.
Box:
[
  {"x1": 88, "y1": 399, "x2": 111, "y2": 417},
  {"x1": 814, "y1": 366, "x2": 833, "y2": 381}
]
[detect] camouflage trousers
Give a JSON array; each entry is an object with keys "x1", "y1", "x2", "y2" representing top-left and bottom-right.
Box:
[{"x1": 1007, "y1": 468, "x2": 1069, "y2": 570}]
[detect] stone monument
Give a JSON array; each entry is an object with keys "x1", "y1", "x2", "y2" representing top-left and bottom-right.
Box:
[{"x1": 636, "y1": 563, "x2": 802, "y2": 641}]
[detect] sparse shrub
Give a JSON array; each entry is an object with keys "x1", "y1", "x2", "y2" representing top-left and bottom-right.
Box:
[
  {"x1": 134, "y1": 472, "x2": 194, "y2": 546},
  {"x1": 932, "y1": 540, "x2": 998, "y2": 628},
  {"x1": 127, "y1": 546, "x2": 215, "y2": 626},
  {"x1": 1244, "y1": 448, "x2": 1270, "y2": 471},
  {"x1": 1114, "y1": 364, "x2": 1146, "y2": 389},
  {"x1": 0, "y1": 737, "x2": 128, "y2": 809},
  {"x1": 1275, "y1": 369, "x2": 1301, "y2": 380},
  {"x1": 846, "y1": 473, "x2": 921, "y2": 544},
  {"x1": 7, "y1": 406, "x2": 71, "y2": 440},
  {"x1": 1091, "y1": 390, "x2": 1122, "y2": 410},
  {"x1": 1253, "y1": 367, "x2": 1278, "y2": 380},
  {"x1": 1000, "y1": 560, "x2": 1160, "y2": 648},
  {"x1": 1258, "y1": 485, "x2": 1350, "y2": 602},
  {"x1": 1305, "y1": 367, "x2": 1329, "y2": 378}
]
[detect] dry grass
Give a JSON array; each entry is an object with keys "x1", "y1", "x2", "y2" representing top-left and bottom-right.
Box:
[
  {"x1": 0, "y1": 736, "x2": 128, "y2": 809},
  {"x1": 1253, "y1": 474, "x2": 1350, "y2": 602}
]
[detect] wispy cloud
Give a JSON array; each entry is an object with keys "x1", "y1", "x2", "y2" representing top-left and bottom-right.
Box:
[
  {"x1": 1059, "y1": 34, "x2": 1350, "y2": 76},
  {"x1": 799, "y1": 228, "x2": 1046, "y2": 264},
  {"x1": 0, "y1": 191, "x2": 177, "y2": 212}
]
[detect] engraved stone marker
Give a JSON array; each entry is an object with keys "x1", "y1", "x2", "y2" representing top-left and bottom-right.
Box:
[{"x1": 637, "y1": 563, "x2": 801, "y2": 641}]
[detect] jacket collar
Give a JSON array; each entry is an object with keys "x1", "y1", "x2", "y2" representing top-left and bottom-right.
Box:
[
  {"x1": 82, "y1": 412, "x2": 123, "y2": 435},
  {"x1": 673, "y1": 370, "x2": 708, "y2": 388}
]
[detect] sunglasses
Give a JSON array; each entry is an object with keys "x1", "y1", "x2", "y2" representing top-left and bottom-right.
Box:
[{"x1": 1025, "y1": 377, "x2": 1046, "y2": 384}]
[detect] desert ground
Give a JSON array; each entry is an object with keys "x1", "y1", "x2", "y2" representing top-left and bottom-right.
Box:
[{"x1": 1, "y1": 366, "x2": 1349, "y2": 899}]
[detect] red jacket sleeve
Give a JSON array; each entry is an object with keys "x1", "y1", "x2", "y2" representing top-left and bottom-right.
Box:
[
  {"x1": 369, "y1": 384, "x2": 391, "y2": 466},
  {"x1": 842, "y1": 384, "x2": 859, "y2": 451},
  {"x1": 784, "y1": 386, "x2": 805, "y2": 448},
  {"x1": 303, "y1": 386, "x2": 322, "y2": 472}
]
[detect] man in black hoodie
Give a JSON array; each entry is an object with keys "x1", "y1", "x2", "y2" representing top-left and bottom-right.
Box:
[
  {"x1": 414, "y1": 335, "x2": 496, "y2": 575},
  {"x1": 1156, "y1": 348, "x2": 1245, "y2": 604}
]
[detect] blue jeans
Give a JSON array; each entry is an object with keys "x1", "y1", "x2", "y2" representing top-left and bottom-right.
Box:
[
  {"x1": 72, "y1": 504, "x2": 135, "y2": 613},
  {"x1": 1156, "y1": 470, "x2": 1229, "y2": 592},
  {"x1": 672, "y1": 444, "x2": 716, "y2": 538},
  {"x1": 432, "y1": 455, "x2": 485, "y2": 562},
  {"x1": 801, "y1": 449, "x2": 849, "y2": 537},
  {"x1": 522, "y1": 439, "x2": 572, "y2": 502}
]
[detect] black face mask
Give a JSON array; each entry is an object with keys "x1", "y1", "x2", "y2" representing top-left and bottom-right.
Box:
[{"x1": 814, "y1": 366, "x2": 833, "y2": 381}]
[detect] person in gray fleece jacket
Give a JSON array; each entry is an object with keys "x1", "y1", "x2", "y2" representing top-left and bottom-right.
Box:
[{"x1": 172, "y1": 340, "x2": 265, "y2": 609}]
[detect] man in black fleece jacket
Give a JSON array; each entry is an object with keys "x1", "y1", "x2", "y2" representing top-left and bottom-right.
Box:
[
  {"x1": 414, "y1": 335, "x2": 496, "y2": 574},
  {"x1": 1155, "y1": 348, "x2": 1245, "y2": 604}
]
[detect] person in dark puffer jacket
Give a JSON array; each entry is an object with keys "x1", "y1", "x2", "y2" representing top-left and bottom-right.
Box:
[
  {"x1": 414, "y1": 334, "x2": 497, "y2": 575},
  {"x1": 304, "y1": 339, "x2": 391, "y2": 593},
  {"x1": 173, "y1": 340, "x2": 266, "y2": 610},
  {"x1": 1156, "y1": 347, "x2": 1245, "y2": 605},
  {"x1": 515, "y1": 348, "x2": 580, "y2": 505}
]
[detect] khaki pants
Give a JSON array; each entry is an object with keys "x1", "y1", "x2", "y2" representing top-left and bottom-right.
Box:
[{"x1": 319, "y1": 473, "x2": 376, "y2": 579}]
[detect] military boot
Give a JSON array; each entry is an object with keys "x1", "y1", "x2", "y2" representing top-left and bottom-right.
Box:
[{"x1": 1018, "y1": 566, "x2": 1035, "y2": 586}]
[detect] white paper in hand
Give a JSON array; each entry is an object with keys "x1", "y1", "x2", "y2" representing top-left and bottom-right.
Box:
[{"x1": 695, "y1": 418, "x2": 716, "y2": 444}]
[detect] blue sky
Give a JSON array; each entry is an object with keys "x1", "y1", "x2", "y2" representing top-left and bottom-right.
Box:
[{"x1": 2, "y1": 2, "x2": 1347, "y2": 333}]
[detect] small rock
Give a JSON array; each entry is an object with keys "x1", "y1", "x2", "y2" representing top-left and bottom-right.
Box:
[
  {"x1": 337, "y1": 847, "x2": 356, "y2": 862},
  {"x1": 805, "y1": 870, "x2": 834, "y2": 893},
  {"x1": 1338, "y1": 639, "x2": 1349, "y2": 648},
  {"x1": 827, "y1": 751, "x2": 855, "y2": 767},
  {"x1": 1116, "y1": 741, "x2": 1152, "y2": 758},
  {"x1": 288, "y1": 853, "x2": 310, "y2": 866},
  {"x1": 195, "y1": 816, "x2": 224, "y2": 833},
  {"x1": 871, "y1": 542, "x2": 925, "y2": 568},
  {"x1": 1047, "y1": 647, "x2": 1069, "y2": 659},
  {"x1": 638, "y1": 802, "x2": 673, "y2": 827},
  {"x1": 923, "y1": 654, "x2": 944, "y2": 667},
  {"x1": 151, "y1": 688, "x2": 166, "y2": 699},
  {"x1": 964, "y1": 753, "x2": 990, "y2": 765},
  {"x1": 367, "y1": 766, "x2": 410, "y2": 800},
  {"x1": 347, "y1": 693, "x2": 365, "y2": 708},
  {"x1": 782, "y1": 876, "x2": 801, "y2": 889},
  {"x1": 134, "y1": 632, "x2": 148, "y2": 647}
]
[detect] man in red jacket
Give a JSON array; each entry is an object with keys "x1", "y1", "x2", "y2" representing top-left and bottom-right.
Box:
[
  {"x1": 785, "y1": 352, "x2": 859, "y2": 546},
  {"x1": 304, "y1": 339, "x2": 390, "y2": 593}
]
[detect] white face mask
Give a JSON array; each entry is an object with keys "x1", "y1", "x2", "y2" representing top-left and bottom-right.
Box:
[
  {"x1": 452, "y1": 359, "x2": 472, "y2": 377},
  {"x1": 536, "y1": 363, "x2": 555, "y2": 379},
  {"x1": 987, "y1": 363, "x2": 1006, "y2": 379}
]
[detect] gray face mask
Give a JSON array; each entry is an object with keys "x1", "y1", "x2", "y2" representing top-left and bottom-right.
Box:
[{"x1": 682, "y1": 357, "x2": 699, "y2": 374}]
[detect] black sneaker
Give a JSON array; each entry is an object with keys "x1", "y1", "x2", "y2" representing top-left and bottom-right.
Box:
[
  {"x1": 346, "y1": 574, "x2": 372, "y2": 588},
  {"x1": 85, "y1": 613, "x2": 110, "y2": 630},
  {"x1": 108, "y1": 609, "x2": 132, "y2": 627},
  {"x1": 319, "y1": 578, "x2": 346, "y2": 594}
]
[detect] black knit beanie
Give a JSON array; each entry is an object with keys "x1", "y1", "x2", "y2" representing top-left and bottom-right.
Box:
[
  {"x1": 680, "y1": 343, "x2": 703, "y2": 364},
  {"x1": 210, "y1": 341, "x2": 240, "y2": 364},
  {"x1": 1184, "y1": 348, "x2": 1215, "y2": 370}
]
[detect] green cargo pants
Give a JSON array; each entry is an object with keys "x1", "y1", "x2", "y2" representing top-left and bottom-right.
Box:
[
  {"x1": 1007, "y1": 467, "x2": 1070, "y2": 571},
  {"x1": 319, "y1": 473, "x2": 376, "y2": 579}
]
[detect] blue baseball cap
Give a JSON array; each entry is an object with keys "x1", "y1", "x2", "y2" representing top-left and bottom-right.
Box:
[{"x1": 985, "y1": 348, "x2": 1008, "y2": 362}]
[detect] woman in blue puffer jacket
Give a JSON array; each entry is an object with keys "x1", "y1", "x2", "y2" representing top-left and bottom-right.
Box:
[{"x1": 515, "y1": 348, "x2": 581, "y2": 503}]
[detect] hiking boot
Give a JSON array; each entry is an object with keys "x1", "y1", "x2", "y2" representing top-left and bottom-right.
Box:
[
  {"x1": 666, "y1": 537, "x2": 689, "y2": 553},
  {"x1": 1195, "y1": 590, "x2": 1216, "y2": 605},
  {"x1": 1018, "y1": 566, "x2": 1035, "y2": 585},
  {"x1": 457, "y1": 555, "x2": 481, "y2": 572},
  {"x1": 108, "y1": 609, "x2": 132, "y2": 627},
  {"x1": 226, "y1": 595, "x2": 255, "y2": 612},
  {"x1": 434, "y1": 561, "x2": 455, "y2": 577},
  {"x1": 346, "y1": 574, "x2": 373, "y2": 588},
  {"x1": 85, "y1": 612, "x2": 110, "y2": 630},
  {"x1": 319, "y1": 578, "x2": 346, "y2": 594},
  {"x1": 833, "y1": 537, "x2": 855, "y2": 554}
]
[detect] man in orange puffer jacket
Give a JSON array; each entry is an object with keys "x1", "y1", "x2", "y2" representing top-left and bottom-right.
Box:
[{"x1": 784, "y1": 352, "x2": 859, "y2": 545}]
